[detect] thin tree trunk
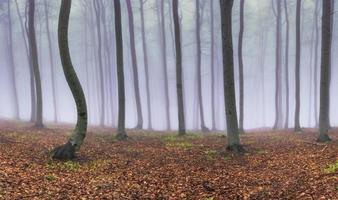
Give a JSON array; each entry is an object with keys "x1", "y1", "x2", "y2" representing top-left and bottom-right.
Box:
[
  {"x1": 219, "y1": 0, "x2": 244, "y2": 153},
  {"x1": 284, "y1": 0, "x2": 290, "y2": 129},
  {"x1": 114, "y1": 0, "x2": 127, "y2": 140},
  {"x1": 238, "y1": 0, "x2": 245, "y2": 133},
  {"x1": 44, "y1": 0, "x2": 58, "y2": 122},
  {"x1": 140, "y1": 0, "x2": 152, "y2": 130},
  {"x1": 159, "y1": 0, "x2": 171, "y2": 130},
  {"x1": 314, "y1": 0, "x2": 320, "y2": 127},
  {"x1": 196, "y1": 0, "x2": 209, "y2": 132},
  {"x1": 317, "y1": 0, "x2": 332, "y2": 142},
  {"x1": 210, "y1": 0, "x2": 216, "y2": 131},
  {"x1": 7, "y1": 0, "x2": 20, "y2": 119},
  {"x1": 294, "y1": 0, "x2": 302, "y2": 132},
  {"x1": 126, "y1": 0, "x2": 143, "y2": 129},
  {"x1": 52, "y1": 0, "x2": 88, "y2": 160},
  {"x1": 173, "y1": 0, "x2": 185, "y2": 136},
  {"x1": 28, "y1": 0, "x2": 43, "y2": 128}
]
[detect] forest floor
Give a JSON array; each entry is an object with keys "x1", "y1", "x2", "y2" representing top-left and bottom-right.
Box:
[{"x1": 0, "y1": 120, "x2": 337, "y2": 199}]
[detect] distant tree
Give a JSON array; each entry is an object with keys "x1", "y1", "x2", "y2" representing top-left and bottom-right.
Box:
[
  {"x1": 284, "y1": 0, "x2": 290, "y2": 129},
  {"x1": 140, "y1": 0, "x2": 152, "y2": 130},
  {"x1": 314, "y1": 0, "x2": 320, "y2": 126},
  {"x1": 210, "y1": 0, "x2": 216, "y2": 131},
  {"x1": 28, "y1": 0, "x2": 43, "y2": 128},
  {"x1": 173, "y1": 0, "x2": 185, "y2": 136},
  {"x1": 294, "y1": 0, "x2": 301, "y2": 132},
  {"x1": 238, "y1": 0, "x2": 245, "y2": 133},
  {"x1": 7, "y1": 0, "x2": 19, "y2": 119},
  {"x1": 114, "y1": 0, "x2": 127, "y2": 140},
  {"x1": 317, "y1": 0, "x2": 332, "y2": 143},
  {"x1": 126, "y1": 0, "x2": 143, "y2": 130},
  {"x1": 43, "y1": 0, "x2": 58, "y2": 122},
  {"x1": 196, "y1": 0, "x2": 209, "y2": 132},
  {"x1": 219, "y1": 0, "x2": 244, "y2": 153},
  {"x1": 51, "y1": 0, "x2": 88, "y2": 160}
]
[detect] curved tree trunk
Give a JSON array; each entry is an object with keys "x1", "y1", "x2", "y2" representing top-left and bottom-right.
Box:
[
  {"x1": 140, "y1": 0, "x2": 152, "y2": 130},
  {"x1": 220, "y1": 0, "x2": 244, "y2": 153},
  {"x1": 28, "y1": 0, "x2": 43, "y2": 128},
  {"x1": 238, "y1": 0, "x2": 245, "y2": 133},
  {"x1": 51, "y1": 0, "x2": 88, "y2": 159},
  {"x1": 317, "y1": 0, "x2": 332, "y2": 143},
  {"x1": 294, "y1": 0, "x2": 302, "y2": 132},
  {"x1": 126, "y1": 0, "x2": 143, "y2": 130},
  {"x1": 114, "y1": 0, "x2": 127, "y2": 140},
  {"x1": 173, "y1": 0, "x2": 185, "y2": 136}
]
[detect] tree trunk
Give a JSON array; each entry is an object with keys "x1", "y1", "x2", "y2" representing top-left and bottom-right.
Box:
[
  {"x1": 219, "y1": 0, "x2": 244, "y2": 153},
  {"x1": 93, "y1": 0, "x2": 105, "y2": 126},
  {"x1": 196, "y1": 0, "x2": 209, "y2": 132},
  {"x1": 314, "y1": 0, "x2": 320, "y2": 127},
  {"x1": 44, "y1": 0, "x2": 58, "y2": 122},
  {"x1": 294, "y1": 0, "x2": 302, "y2": 132},
  {"x1": 173, "y1": 0, "x2": 185, "y2": 136},
  {"x1": 28, "y1": 0, "x2": 43, "y2": 128},
  {"x1": 114, "y1": 0, "x2": 127, "y2": 140},
  {"x1": 210, "y1": 0, "x2": 216, "y2": 131},
  {"x1": 140, "y1": 0, "x2": 152, "y2": 130},
  {"x1": 7, "y1": 0, "x2": 20, "y2": 120},
  {"x1": 238, "y1": 0, "x2": 245, "y2": 133},
  {"x1": 159, "y1": 0, "x2": 171, "y2": 130},
  {"x1": 284, "y1": 0, "x2": 290, "y2": 129},
  {"x1": 317, "y1": 0, "x2": 332, "y2": 142},
  {"x1": 52, "y1": 0, "x2": 88, "y2": 160},
  {"x1": 126, "y1": 0, "x2": 143, "y2": 130}
]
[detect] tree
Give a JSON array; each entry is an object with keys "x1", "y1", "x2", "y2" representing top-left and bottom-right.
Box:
[
  {"x1": 28, "y1": 0, "x2": 43, "y2": 128},
  {"x1": 317, "y1": 0, "x2": 332, "y2": 143},
  {"x1": 314, "y1": 0, "x2": 320, "y2": 126},
  {"x1": 51, "y1": 0, "x2": 88, "y2": 159},
  {"x1": 196, "y1": 0, "x2": 209, "y2": 132},
  {"x1": 294, "y1": 0, "x2": 301, "y2": 132},
  {"x1": 173, "y1": 0, "x2": 185, "y2": 136},
  {"x1": 238, "y1": 0, "x2": 245, "y2": 133},
  {"x1": 43, "y1": 0, "x2": 58, "y2": 122},
  {"x1": 114, "y1": 0, "x2": 127, "y2": 140},
  {"x1": 126, "y1": 0, "x2": 143, "y2": 129},
  {"x1": 210, "y1": 0, "x2": 216, "y2": 130},
  {"x1": 284, "y1": 0, "x2": 290, "y2": 129},
  {"x1": 140, "y1": 0, "x2": 152, "y2": 130},
  {"x1": 219, "y1": 0, "x2": 243, "y2": 153},
  {"x1": 7, "y1": 0, "x2": 19, "y2": 119}
]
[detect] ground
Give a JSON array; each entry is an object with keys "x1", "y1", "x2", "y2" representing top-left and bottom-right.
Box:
[{"x1": 0, "y1": 121, "x2": 337, "y2": 199}]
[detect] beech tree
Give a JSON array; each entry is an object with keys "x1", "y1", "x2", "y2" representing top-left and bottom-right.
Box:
[
  {"x1": 294, "y1": 0, "x2": 301, "y2": 132},
  {"x1": 284, "y1": 0, "x2": 290, "y2": 129},
  {"x1": 52, "y1": 0, "x2": 88, "y2": 159},
  {"x1": 238, "y1": 0, "x2": 245, "y2": 133},
  {"x1": 220, "y1": 0, "x2": 243, "y2": 153}
]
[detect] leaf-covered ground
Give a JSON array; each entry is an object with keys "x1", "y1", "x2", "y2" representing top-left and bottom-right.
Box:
[{"x1": 0, "y1": 121, "x2": 337, "y2": 199}]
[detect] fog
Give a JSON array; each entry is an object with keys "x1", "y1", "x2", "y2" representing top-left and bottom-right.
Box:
[{"x1": 0, "y1": 0, "x2": 336, "y2": 131}]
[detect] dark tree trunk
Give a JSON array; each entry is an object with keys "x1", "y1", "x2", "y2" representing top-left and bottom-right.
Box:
[
  {"x1": 238, "y1": 0, "x2": 245, "y2": 133},
  {"x1": 114, "y1": 0, "x2": 127, "y2": 140},
  {"x1": 28, "y1": 0, "x2": 43, "y2": 128},
  {"x1": 284, "y1": 0, "x2": 290, "y2": 129},
  {"x1": 140, "y1": 0, "x2": 152, "y2": 130},
  {"x1": 159, "y1": 0, "x2": 171, "y2": 130},
  {"x1": 210, "y1": 0, "x2": 216, "y2": 131},
  {"x1": 173, "y1": 0, "x2": 185, "y2": 136},
  {"x1": 317, "y1": 0, "x2": 332, "y2": 142},
  {"x1": 93, "y1": 0, "x2": 105, "y2": 126},
  {"x1": 44, "y1": 0, "x2": 58, "y2": 122},
  {"x1": 7, "y1": 0, "x2": 20, "y2": 119},
  {"x1": 294, "y1": 0, "x2": 302, "y2": 132},
  {"x1": 196, "y1": 0, "x2": 209, "y2": 132},
  {"x1": 126, "y1": 0, "x2": 143, "y2": 130},
  {"x1": 219, "y1": 0, "x2": 244, "y2": 153},
  {"x1": 52, "y1": 0, "x2": 88, "y2": 160}
]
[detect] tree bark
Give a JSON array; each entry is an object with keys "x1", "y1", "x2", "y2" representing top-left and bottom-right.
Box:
[
  {"x1": 317, "y1": 0, "x2": 332, "y2": 142},
  {"x1": 28, "y1": 0, "x2": 43, "y2": 128},
  {"x1": 52, "y1": 0, "x2": 88, "y2": 160},
  {"x1": 126, "y1": 0, "x2": 143, "y2": 130},
  {"x1": 238, "y1": 0, "x2": 245, "y2": 133},
  {"x1": 44, "y1": 0, "x2": 58, "y2": 122},
  {"x1": 219, "y1": 0, "x2": 244, "y2": 153},
  {"x1": 294, "y1": 0, "x2": 302, "y2": 132},
  {"x1": 140, "y1": 0, "x2": 152, "y2": 130},
  {"x1": 114, "y1": 0, "x2": 127, "y2": 140}
]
